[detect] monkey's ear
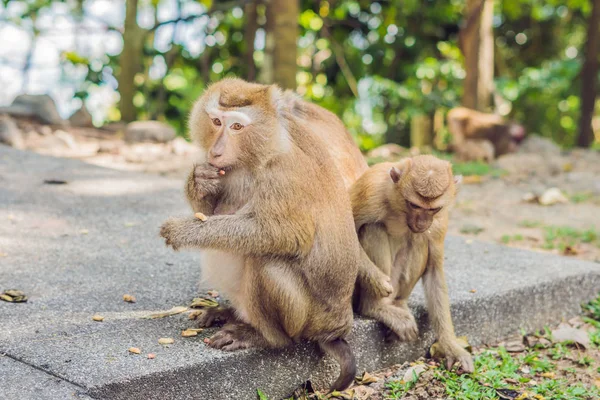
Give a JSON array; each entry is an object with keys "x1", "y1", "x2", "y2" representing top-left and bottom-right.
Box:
[
  {"x1": 389, "y1": 167, "x2": 402, "y2": 183},
  {"x1": 454, "y1": 175, "x2": 463, "y2": 185},
  {"x1": 389, "y1": 159, "x2": 412, "y2": 183}
]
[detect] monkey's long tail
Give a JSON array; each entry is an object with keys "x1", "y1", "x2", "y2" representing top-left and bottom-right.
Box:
[{"x1": 319, "y1": 338, "x2": 357, "y2": 391}]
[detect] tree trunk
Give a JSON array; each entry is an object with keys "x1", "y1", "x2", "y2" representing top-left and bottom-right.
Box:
[
  {"x1": 410, "y1": 114, "x2": 433, "y2": 149},
  {"x1": 245, "y1": 0, "x2": 258, "y2": 82},
  {"x1": 118, "y1": 0, "x2": 144, "y2": 122},
  {"x1": 460, "y1": 0, "x2": 494, "y2": 111},
  {"x1": 477, "y1": 0, "x2": 494, "y2": 111},
  {"x1": 578, "y1": 0, "x2": 600, "y2": 147},
  {"x1": 264, "y1": 0, "x2": 298, "y2": 89}
]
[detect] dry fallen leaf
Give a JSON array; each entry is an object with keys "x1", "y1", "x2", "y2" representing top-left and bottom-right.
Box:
[
  {"x1": 128, "y1": 347, "x2": 141, "y2": 354},
  {"x1": 563, "y1": 246, "x2": 579, "y2": 256},
  {"x1": 540, "y1": 372, "x2": 555, "y2": 379},
  {"x1": 0, "y1": 289, "x2": 28, "y2": 303},
  {"x1": 190, "y1": 297, "x2": 219, "y2": 309},
  {"x1": 158, "y1": 337, "x2": 175, "y2": 345},
  {"x1": 505, "y1": 340, "x2": 526, "y2": 353},
  {"x1": 470, "y1": 289, "x2": 477, "y2": 293},
  {"x1": 181, "y1": 330, "x2": 198, "y2": 338},
  {"x1": 462, "y1": 175, "x2": 484, "y2": 185},
  {"x1": 92, "y1": 315, "x2": 104, "y2": 322},
  {"x1": 327, "y1": 389, "x2": 354, "y2": 399},
  {"x1": 143, "y1": 306, "x2": 188, "y2": 319},
  {"x1": 147, "y1": 353, "x2": 156, "y2": 359},
  {"x1": 123, "y1": 294, "x2": 136, "y2": 303},
  {"x1": 355, "y1": 371, "x2": 378, "y2": 385},
  {"x1": 194, "y1": 212, "x2": 208, "y2": 222}
]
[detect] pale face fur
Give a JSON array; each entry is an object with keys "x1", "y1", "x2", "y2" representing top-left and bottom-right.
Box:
[{"x1": 188, "y1": 79, "x2": 290, "y2": 171}]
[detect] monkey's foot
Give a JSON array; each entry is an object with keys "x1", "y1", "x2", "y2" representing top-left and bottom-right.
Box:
[
  {"x1": 385, "y1": 314, "x2": 419, "y2": 342},
  {"x1": 207, "y1": 323, "x2": 265, "y2": 351},
  {"x1": 196, "y1": 306, "x2": 234, "y2": 328},
  {"x1": 443, "y1": 343, "x2": 474, "y2": 373}
]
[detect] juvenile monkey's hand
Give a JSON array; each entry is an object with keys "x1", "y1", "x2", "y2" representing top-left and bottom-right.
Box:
[
  {"x1": 160, "y1": 217, "x2": 201, "y2": 251},
  {"x1": 442, "y1": 341, "x2": 474, "y2": 373},
  {"x1": 361, "y1": 267, "x2": 394, "y2": 298},
  {"x1": 186, "y1": 163, "x2": 222, "y2": 201}
]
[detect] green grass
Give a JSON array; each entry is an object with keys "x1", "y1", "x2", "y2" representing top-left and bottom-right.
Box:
[
  {"x1": 543, "y1": 226, "x2": 599, "y2": 250},
  {"x1": 570, "y1": 192, "x2": 595, "y2": 204},
  {"x1": 501, "y1": 234, "x2": 524, "y2": 244},
  {"x1": 519, "y1": 220, "x2": 543, "y2": 228}
]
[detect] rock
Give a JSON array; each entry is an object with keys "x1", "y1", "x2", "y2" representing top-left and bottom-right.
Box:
[
  {"x1": 504, "y1": 340, "x2": 526, "y2": 353},
  {"x1": 366, "y1": 143, "x2": 406, "y2": 160},
  {"x1": 551, "y1": 327, "x2": 590, "y2": 348},
  {"x1": 68, "y1": 105, "x2": 94, "y2": 127},
  {"x1": 0, "y1": 94, "x2": 65, "y2": 125},
  {"x1": 518, "y1": 135, "x2": 561, "y2": 156},
  {"x1": 496, "y1": 153, "x2": 562, "y2": 178},
  {"x1": 539, "y1": 188, "x2": 569, "y2": 206},
  {"x1": 0, "y1": 114, "x2": 24, "y2": 149},
  {"x1": 125, "y1": 121, "x2": 176, "y2": 143},
  {"x1": 170, "y1": 137, "x2": 196, "y2": 155},
  {"x1": 403, "y1": 364, "x2": 427, "y2": 383}
]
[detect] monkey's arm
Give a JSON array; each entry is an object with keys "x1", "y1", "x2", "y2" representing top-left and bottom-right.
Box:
[
  {"x1": 422, "y1": 242, "x2": 474, "y2": 372},
  {"x1": 160, "y1": 211, "x2": 315, "y2": 258},
  {"x1": 357, "y1": 224, "x2": 394, "y2": 298}
]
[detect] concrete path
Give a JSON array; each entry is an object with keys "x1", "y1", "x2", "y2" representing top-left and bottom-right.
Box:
[{"x1": 1, "y1": 146, "x2": 599, "y2": 399}]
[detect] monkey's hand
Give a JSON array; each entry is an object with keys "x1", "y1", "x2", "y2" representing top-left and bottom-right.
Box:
[
  {"x1": 362, "y1": 268, "x2": 394, "y2": 298},
  {"x1": 186, "y1": 163, "x2": 222, "y2": 201},
  {"x1": 160, "y1": 217, "x2": 198, "y2": 251},
  {"x1": 441, "y1": 341, "x2": 474, "y2": 373}
]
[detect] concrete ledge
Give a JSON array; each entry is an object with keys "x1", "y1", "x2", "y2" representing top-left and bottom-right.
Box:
[{"x1": 1, "y1": 147, "x2": 599, "y2": 399}]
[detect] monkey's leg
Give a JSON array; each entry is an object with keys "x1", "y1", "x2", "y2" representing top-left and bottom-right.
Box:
[
  {"x1": 423, "y1": 245, "x2": 474, "y2": 372},
  {"x1": 209, "y1": 260, "x2": 303, "y2": 351},
  {"x1": 359, "y1": 297, "x2": 418, "y2": 342}
]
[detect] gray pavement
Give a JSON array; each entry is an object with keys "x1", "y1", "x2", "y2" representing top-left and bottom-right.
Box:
[{"x1": 1, "y1": 145, "x2": 599, "y2": 399}]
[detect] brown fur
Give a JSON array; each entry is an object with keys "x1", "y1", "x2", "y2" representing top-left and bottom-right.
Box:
[
  {"x1": 160, "y1": 78, "x2": 367, "y2": 390},
  {"x1": 447, "y1": 107, "x2": 525, "y2": 162},
  {"x1": 351, "y1": 155, "x2": 474, "y2": 372}
]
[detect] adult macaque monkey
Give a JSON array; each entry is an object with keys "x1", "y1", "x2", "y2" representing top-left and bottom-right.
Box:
[
  {"x1": 447, "y1": 107, "x2": 526, "y2": 162},
  {"x1": 159, "y1": 78, "x2": 390, "y2": 390},
  {"x1": 351, "y1": 155, "x2": 474, "y2": 372}
]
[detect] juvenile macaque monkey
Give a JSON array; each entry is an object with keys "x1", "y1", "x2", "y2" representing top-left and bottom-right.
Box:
[
  {"x1": 351, "y1": 155, "x2": 474, "y2": 372},
  {"x1": 447, "y1": 107, "x2": 526, "y2": 162},
  {"x1": 160, "y1": 78, "x2": 377, "y2": 390}
]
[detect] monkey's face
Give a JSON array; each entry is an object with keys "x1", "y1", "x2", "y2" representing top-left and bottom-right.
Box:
[
  {"x1": 404, "y1": 198, "x2": 442, "y2": 233},
  {"x1": 189, "y1": 81, "x2": 281, "y2": 170}
]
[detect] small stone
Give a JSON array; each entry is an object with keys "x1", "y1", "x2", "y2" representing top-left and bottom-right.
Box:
[
  {"x1": 92, "y1": 315, "x2": 104, "y2": 322},
  {"x1": 68, "y1": 105, "x2": 94, "y2": 127},
  {"x1": 125, "y1": 121, "x2": 176, "y2": 143},
  {"x1": 403, "y1": 364, "x2": 427, "y2": 383},
  {"x1": 128, "y1": 347, "x2": 141, "y2": 354},
  {"x1": 505, "y1": 340, "x2": 526, "y2": 352},
  {"x1": 539, "y1": 188, "x2": 569, "y2": 206},
  {"x1": 0, "y1": 114, "x2": 24, "y2": 149}
]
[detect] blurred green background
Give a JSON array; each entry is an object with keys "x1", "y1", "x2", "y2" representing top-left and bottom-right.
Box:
[{"x1": 1, "y1": 0, "x2": 599, "y2": 150}]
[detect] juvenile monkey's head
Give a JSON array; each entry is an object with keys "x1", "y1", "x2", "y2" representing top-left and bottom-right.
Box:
[
  {"x1": 389, "y1": 155, "x2": 461, "y2": 233},
  {"x1": 188, "y1": 78, "x2": 291, "y2": 170}
]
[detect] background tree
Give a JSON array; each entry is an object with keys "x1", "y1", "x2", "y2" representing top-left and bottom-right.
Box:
[{"x1": 578, "y1": 0, "x2": 600, "y2": 147}]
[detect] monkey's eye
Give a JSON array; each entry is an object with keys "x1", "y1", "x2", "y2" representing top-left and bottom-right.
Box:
[
  {"x1": 230, "y1": 122, "x2": 244, "y2": 131},
  {"x1": 407, "y1": 201, "x2": 421, "y2": 210},
  {"x1": 212, "y1": 118, "x2": 222, "y2": 126}
]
